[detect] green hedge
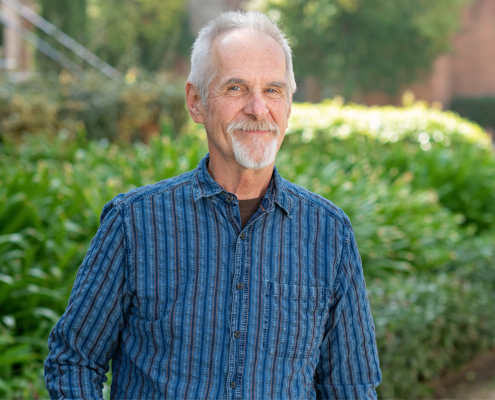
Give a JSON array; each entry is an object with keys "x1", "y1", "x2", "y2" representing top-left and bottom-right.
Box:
[
  {"x1": 0, "y1": 133, "x2": 207, "y2": 397},
  {"x1": 372, "y1": 264, "x2": 495, "y2": 399},
  {"x1": 0, "y1": 100, "x2": 494, "y2": 398},
  {"x1": 0, "y1": 73, "x2": 188, "y2": 143},
  {"x1": 450, "y1": 97, "x2": 495, "y2": 131},
  {"x1": 285, "y1": 101, "x2": 495, "y2": 232}
]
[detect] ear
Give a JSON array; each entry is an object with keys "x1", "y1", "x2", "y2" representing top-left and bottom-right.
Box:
[{"x1": 185, "y1": 81, "x2": 206, "y2": 124}]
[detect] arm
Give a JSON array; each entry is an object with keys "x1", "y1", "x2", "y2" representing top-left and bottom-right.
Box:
[
  {"x1": 44, "y1": 201, "x2": 132, "y2": 399},
  {"x1": 315, "y1": 223, "x2": 382, "y2": 400}
]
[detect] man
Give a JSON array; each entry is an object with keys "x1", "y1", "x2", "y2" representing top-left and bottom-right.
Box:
[{"x1": 45, "y1": 11, "x2": 381, "y2": 399}]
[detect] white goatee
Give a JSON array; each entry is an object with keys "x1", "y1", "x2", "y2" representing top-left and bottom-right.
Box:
[{"x1": 226, "y1": 119, "x2": 281, "y2": 170}]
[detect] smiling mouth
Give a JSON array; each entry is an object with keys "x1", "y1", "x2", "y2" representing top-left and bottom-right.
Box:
[{"x1": 241, "y1": 130, "x2": 272, "y2": 134}]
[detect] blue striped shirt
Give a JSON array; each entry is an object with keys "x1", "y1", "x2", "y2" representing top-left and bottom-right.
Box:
[{"x1": 45, "y1": 154, "x2": 381, "y2": 399}]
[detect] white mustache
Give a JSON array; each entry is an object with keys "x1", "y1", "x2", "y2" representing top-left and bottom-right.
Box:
[{"x1": 227, "y1": 119, "x2": 280, "y2": 137}]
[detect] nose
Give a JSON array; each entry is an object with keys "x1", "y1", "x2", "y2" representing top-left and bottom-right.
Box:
[{"x1": 243, "y1": 90, "x2": 269, "y2": 121}]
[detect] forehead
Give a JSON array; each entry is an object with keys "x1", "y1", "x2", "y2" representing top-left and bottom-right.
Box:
[{"x1": 212, "y1": 29, "x2": 286, "y2": 83}]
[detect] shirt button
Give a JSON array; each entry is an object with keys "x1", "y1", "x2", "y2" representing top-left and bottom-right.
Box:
[
  {"x1": 236, "y1": 282, "x2": 244, "y2": 290},
  {"x1": 230, "y1": 381, "x2": 236, "y2": 389},
  {"x1": 234, "y1": 330, "x2": 241, "y2": 339},
  {"x1": 226, "y1": 195, "x2": 234, "y2": 203},
  {"x1": 240, "y1": 232, "x2": 246, "y2": 241}
]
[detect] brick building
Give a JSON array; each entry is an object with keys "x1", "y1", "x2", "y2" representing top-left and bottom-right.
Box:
[
  {"x1": 364, "y1": 0, "x2": 495, "y2": 108},
  {"x1": 187, "y1": 0, "x2": 495, "y2": 109},
  {"x1": 3, "y1": 0, "x2": 493, "y2": 110}
]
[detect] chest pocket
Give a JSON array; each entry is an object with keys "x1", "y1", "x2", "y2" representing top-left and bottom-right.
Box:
[{"x1": 262, "y1": 281, "x2": 329, "y2": 359}]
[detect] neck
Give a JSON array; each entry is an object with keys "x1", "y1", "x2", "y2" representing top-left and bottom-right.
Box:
[{"x1": 207, "y1": 147, "x2": 274, "y2": 200}]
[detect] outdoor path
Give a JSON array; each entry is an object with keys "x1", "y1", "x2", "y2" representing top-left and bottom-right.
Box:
[{"x1": 434, "y1": 350, "x2": 495, "y2": 400}]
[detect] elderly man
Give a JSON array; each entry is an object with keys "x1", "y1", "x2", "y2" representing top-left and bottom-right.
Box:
[{"x1": 45, "y1": 11, "x2": 381, "y2": 400}]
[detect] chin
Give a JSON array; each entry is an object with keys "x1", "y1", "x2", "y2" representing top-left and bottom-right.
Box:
[{"x1": 232, "y1": 137, "x2": 278, "y2": 170}]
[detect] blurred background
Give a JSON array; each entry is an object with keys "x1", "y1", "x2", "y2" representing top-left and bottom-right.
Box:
[{"x1": 0, "y1": 0, "x2": 494, "y2": 399}]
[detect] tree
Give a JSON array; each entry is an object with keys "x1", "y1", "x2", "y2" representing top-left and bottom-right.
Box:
[
  {"x1": 253, "y1": 0, "x2": 470, "y2": 99},
  {"x1": 39, "y1": 0, "x2": 87, "y2": 42},
  {"x1": 37, "y1": 0, "x2": 88, "y2": 71},
  {"x1": 36, "y1": 0, "x2": 192, "y2": 73},
  {"x1": 86, "y1": 0, "x2": 192, "y2": 71}
]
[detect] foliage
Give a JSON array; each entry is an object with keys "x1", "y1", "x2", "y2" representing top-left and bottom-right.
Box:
[
  {"x1": 251, "y1": 0, "x2": 469, "y2": 97},
  {"x1": 0, "y1": 74, "x2": 188, "y2": 142},
  {"x1": 371, "y1": 265, "x2": 495, "y2": 399},
  {"x1": 36, "y1": 0, "x2": 88, "y2": 72},
  {"x1": 285, "y1": 101, "x2": 495, "y2": 232},
  {"x1": 85, "y1": 0, "x2": 192, "y2": 71},
  {"x1": 0, "y1": 101, "x2": 494, "y2": 397},
  {"x1": 450, "y1": 97, "x2": 495, "y2": 131},
  {"x1": 36, "y1": 0, "x2": 192, "y2": 73},
  {"x1": 0, "y1": 132, "x2": 206, "y2": 397},
  {"x1": 39, "y1": 0, "x2": 87, "y2": 42},
  {"x1": 278, "y1": 151, "x2": 463, "y2": 276}
]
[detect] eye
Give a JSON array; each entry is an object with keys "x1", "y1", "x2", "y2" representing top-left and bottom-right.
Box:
[{"x1": 230, "y1": 86, "x2": 240, "y2": 91}]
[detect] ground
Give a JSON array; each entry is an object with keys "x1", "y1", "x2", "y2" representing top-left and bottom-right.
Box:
[{"x1": 434, "y1": 350, "x2": 495, "y2": 400}]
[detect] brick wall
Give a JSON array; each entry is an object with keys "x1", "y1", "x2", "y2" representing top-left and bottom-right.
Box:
[
  {"x1": 451, "y1": 0, "x2": 495, "y2": 97},
  {"x1": 363, "y1": 0, "x2": 495, "y2": 107}
]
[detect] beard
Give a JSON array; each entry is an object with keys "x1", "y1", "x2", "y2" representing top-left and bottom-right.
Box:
[{"x1": 226, "y1": 119, "x2": 281, "y2": 170}]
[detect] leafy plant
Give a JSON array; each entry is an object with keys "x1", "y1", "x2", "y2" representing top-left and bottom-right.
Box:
[
  {"x1": 284, "y1": 101, "x2": 495, "y2": 231},
  {"x1": 251, "y1": 0, "x2": 469, "y2": 98},
  {"x1": 0, "y1": 73, "x2": 188, "y2": 143},
  {"x1": 0, "y1": 100, "x2": 493, "y2": 398},
  {"x1": 0, "y1": 131, "x2": 206, "y2": 396},
  {"x1": 371, "y1": 266, "x2": 495, "y2": 399}
]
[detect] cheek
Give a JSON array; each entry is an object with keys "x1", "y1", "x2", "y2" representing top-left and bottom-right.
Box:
[
  {"x1": 209, "y1": 98, "x2": 242, "y2": 123},
  {"x1": 273, "y1": 107, "x2": 289, "y2": 130}
]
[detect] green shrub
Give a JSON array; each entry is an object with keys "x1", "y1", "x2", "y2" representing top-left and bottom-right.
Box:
[
  {"x1": 372, "y1": 265, "x2": 495, "y2": 399},
  {"x1": 450, "y1": 97, "x2": 495, "y2": 131},
  {"x1": 277, "y1": 151, "x2": 463, "y2": 276},
  {"x1": 0, "y1": 73, "x2": 188, "y2": 143},
  {"x1": 0, "y1": 132, "x2": 206, "y2": 396},
  {"x1": 285, "y1": 101, "x2": 495, "y2": 232},
  {"x1": 0, "y1": 100, "x2": 494, "y2": 398}
]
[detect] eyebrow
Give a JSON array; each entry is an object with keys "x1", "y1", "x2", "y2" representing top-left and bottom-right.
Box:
[
  {"x1": 269, "y1": 81, "x2": 287, "y2": 88},
  {"x1": 223, "y1": 78, "x2": 248, "y2": 86},
  {"x1": 222, "y1": 78, "x2": 287, "y2": 89}
]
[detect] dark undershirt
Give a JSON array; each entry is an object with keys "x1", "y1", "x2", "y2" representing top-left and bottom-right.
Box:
[{"x1": 238, "y1": 195, "x2": 264, "y2": 228}]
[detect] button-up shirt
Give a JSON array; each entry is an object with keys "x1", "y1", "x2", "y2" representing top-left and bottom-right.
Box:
[{"x1": 45, "y1": 154, "x2": 381, "y2": 399}]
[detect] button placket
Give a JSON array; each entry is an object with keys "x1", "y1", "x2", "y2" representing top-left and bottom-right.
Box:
[
  {"x1": 235, "y1": 229, "x2": 251, "y2": 400},
  {"x1": 227, "y1": 225, "x2": 246, "y2": 399}
]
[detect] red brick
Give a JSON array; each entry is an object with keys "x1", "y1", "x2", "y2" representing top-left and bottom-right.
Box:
[{"x1": 363, "y1": 0, "x2": 495, "y2": 107}]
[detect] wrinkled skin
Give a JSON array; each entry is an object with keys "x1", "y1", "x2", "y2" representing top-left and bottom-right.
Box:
[{"x1": 185, "y1": 29, "x2": 292, "y2": 199}]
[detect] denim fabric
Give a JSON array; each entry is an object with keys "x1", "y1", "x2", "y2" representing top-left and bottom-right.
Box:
[{"x1": 45, "y1": 153, "x2": 381, "y2": 399}]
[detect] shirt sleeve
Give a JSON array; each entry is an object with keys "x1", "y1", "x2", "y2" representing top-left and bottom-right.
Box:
[
  {"x1": 44, "y1": 201, "x2": 132, "y2": 400},
  {"x1": 315, "y1": 222, "x2": 382, "y2": 400}
]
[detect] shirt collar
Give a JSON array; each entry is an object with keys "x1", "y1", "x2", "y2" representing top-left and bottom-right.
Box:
[{"x1": 192, "y1": 153, "x2": 292, "y2": 217}]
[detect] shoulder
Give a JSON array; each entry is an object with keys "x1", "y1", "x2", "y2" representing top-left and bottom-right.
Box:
[
  {"x1": 99, "y1": 170, "x2": 195, "y2": 221},
  {"x1": 282, "y1": 178, "x2": 352, "y2": 230}
]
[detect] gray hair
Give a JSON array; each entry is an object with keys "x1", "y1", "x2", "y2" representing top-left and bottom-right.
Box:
[{"x1": 188, "y1": 11, "x2": 297, "y2": 107}]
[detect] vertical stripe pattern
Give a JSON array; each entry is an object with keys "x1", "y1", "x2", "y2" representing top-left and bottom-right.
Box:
[{"x1": 45, "y1": 154, "x2": 381, "y2": 400}]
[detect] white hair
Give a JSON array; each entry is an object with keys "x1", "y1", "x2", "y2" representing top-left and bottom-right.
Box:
[
  {"x1": 188, "y1": 11, "x2": 297, "y2": 107},
  {"x1": 227, "y1": 118, "x2": 280, "y2": 170}
]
